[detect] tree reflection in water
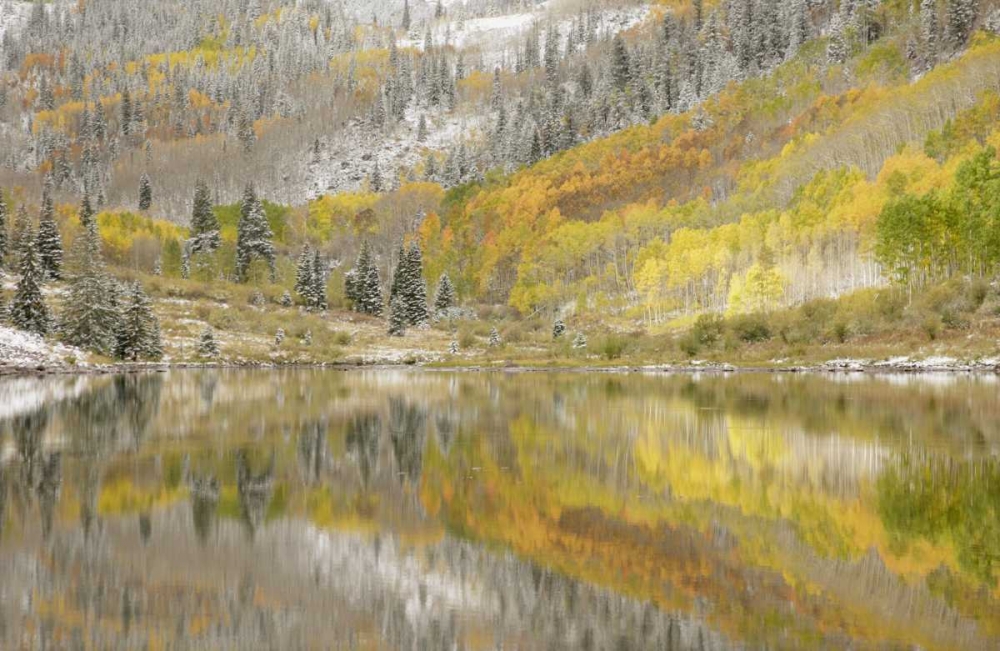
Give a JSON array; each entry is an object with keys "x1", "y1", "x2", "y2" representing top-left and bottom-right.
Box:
[{"x1": 0, "y1": 369, "x2": 998, "y2": 649}]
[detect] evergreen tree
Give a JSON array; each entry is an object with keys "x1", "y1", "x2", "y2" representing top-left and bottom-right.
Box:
[
  {"x1": 115, "y1": 281, "x2": 162, "y2": 361},
  {"x1": 61, "y1": 193, "x2": 118, "y2": 351},
  {"x1": 434, "y1": 273, "x2": 456, "y2": 312},
  {"x1": 310, "y1": 249, "x2": 327, "y2": 309},
  {"x1": 388, "y1": 295, "x2": 406, "y2": 336},
  {"x1": 947, "y1": 0, "x2": 979, "y2": 50},
  {"x1": 348, "y1": 241, "x2": 383, "y2": 315},
  {"x1": 11, "y1": 204, "x2": 31, "y2": 268},
  {"x1": 552, "y1": 319, "x2": 566, "y2": 339},
  {"x1": 402, "y1": 242, "x2": 429, "y2": 326},
  {"x1": 280, "y1": 290, "x2": 293, "y2": 307},
  {"x1": 488, "y1": 326, "x2": 501, "y2": 347},
  {"x1": 371, "y1": 161, "x2": 383, "y2": 192},
  {"x1": 295, "y1": 246, "x2": 314, "y2": 301},
  {"x1": 922, "y1": 0, "x2": 939, "y2": 58},
  {"x1": 390, "y1": 243, "x2": 407, "y2": 305},
  {"x1": 36, "y1": 176, "x2": 62, "y2": 281},
  {"x1": 138, "y1": 173, "x2": 152, "y2": 210},
  {"x1": 435, "y1": 0, "x2": 443, "y2": 19},
  {"x1": 610, "y1": 34, "x2": 631, "y2": 91},
  {"x1": 235, "y1": 183, "x2": 275, "y2": 283},
  {"x1": 401, "y1": 0, "x2": 411, "y2": 30},
  {"x1": 189, "y1": 180, "x2": 220, "y2": 253},
  {"x1": 10, "y1": 235, "x2": 50, "y2": 336},
  {"x1": 449, "y1": 340, "x2": 458, "y2": 354},
  {"x1": 417, "y1": 113, "x2": 428, "y2": 142},
  {"x1": 197, "y1": 326, "x2": 220, "y2": 358},
  {"x1": 0, "y1": 189, "x2": 7, "y2": 270},
  {"x1": 572, "y1": 332, "x2": 588, "y2": 349}
]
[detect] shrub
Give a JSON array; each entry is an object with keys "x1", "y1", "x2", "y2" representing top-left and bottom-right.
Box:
[
  {"x1": 597, "y1": 334, "x2": 629, "y2": 360},
  {"x1": 729, "y1": 314, "x2": 772, "y2": 343},
  {"x1": 458, "y1": 328, "x2": 477, "y2": 349},
  {"x1": 692, "y1": 314, "x2": 725, "y2": 346}
]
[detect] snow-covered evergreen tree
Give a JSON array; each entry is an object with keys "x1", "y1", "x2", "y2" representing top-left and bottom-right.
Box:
[
  {"x1": 388, "y1": 295, "x2": 407, "y2": 336},
  {"x1": 37, "y1": 176, "x2": 62, "y2": 281},
  {"x1": 10, "y1": 236, "x2": 50, "y2": 336},
  {"x1": 403, "y1": 242, "x2": 429, "y2": 326},
  {"x1": 348, "y1": 241, "x2": 382, "y2": 316},
  {"x1": 138, "y1": 173, "x2": 152, "y2": 210},
  {"x1": 280, "y1": 290, "x2": 293, "y2": 307},
  {"x1": 947, "y1": 0, "x2": 979, "y2": 50},
  {"x1": 552, "y1": 319, "x2": 566, "y2": 339},
  {"x1": 295, "y1": 246, "x2": 315, "y2": 302},
  {"x1": 235, "y1": 183, "x2": 275, "y2": 283},
  {"x1": 189, "y1": 180, "x2": 221, "y2": 254},
  {"x1": 572, "y1": 331, "x2": 588, "y2": 349},
  {"x1": 489, "y1": 327, "x2": 502, "y2": 347},
  {"x1": 0, "y1": 189, "x2": 7, "y2": 271},
  {"x1": 61, "y1": 201, "x2": 119, "y2": 355},
  {"x1": 434, "y1": 273, "x2": 455, "y2": 312},
  {"x1": 115, "y1": 281, "x2": 162, "y2": 361},
  {"x1": 197, "y1": 326, "x2": 220, "y2": 359},
  {"x1": 10, "y1": 204, "x2": 31, "y2": 269},
  {"x1": 310, "y1": 249, "x2": 327, "y2": 309}
]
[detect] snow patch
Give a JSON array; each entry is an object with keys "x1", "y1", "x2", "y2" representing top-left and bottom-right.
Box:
[{"x1": 0, "y1": 325, "x2": 86, "y2": 371}]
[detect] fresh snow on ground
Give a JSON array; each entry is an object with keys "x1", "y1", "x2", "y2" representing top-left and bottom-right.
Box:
[{"x1": 0, "y1": 325, "x2": 86, "y2": 370}]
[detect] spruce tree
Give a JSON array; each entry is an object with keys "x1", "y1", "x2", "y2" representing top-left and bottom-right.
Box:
[
  {"x1": 62, "y1": 198, "x2": 118, "y2": 354},
  {"x1": 10, "y1": 235, "x2": 50, "y2": 336},
  {"x1": 610, "y1": 35, "x2": 631, "y2": 91},
  {"x1": 946, "y1": 0, "x2": 979, "y2": 50},
  {"x1": 235, "y1": 183, "x2": 275, "y2": 283},
  {"x1": 572, "y1": 332, "x2": 588, "y2": 349},
  {"x1": 115, "y1": 281, "x2": 162, "y2": 361},
  {"x1": 197, "y1": 326, "x2": 220, "y2": 358},
  {"x1": 401, "y1": 0, "x2": 411, "y2": 30},
  {"x1": 280, "y1": 290, "x2": 293, "y2": 307},
  {"x1": 11, "y1": 204, "x2": 31, "y2": 268},
  {"x1": 388, "y1": 295, "x2": 407, "y2": 336},
  {"x1": 552, "y1": 319, "x2": 566, "y2": 339},
  {"x1": 349, "y1": 241, "x2": 383, "y2": 315},
  {"x1": 295, "y1": 246, "x2": 314, "y2": 302},
  {"x1": 37, "y1": 176, "x2": 62, "y2": 281},
  {"x1": 402, "y1": 242, "x2": 429, "y2": 326},
  {"x1": 0, "y1": 189, "x2": 7, "y2": 270},
  {"x1": 389, "y1": 243, "x2": 407, "y2": 305},
  {"x1": 138, "y1": 173, "x2": 152, "y2": 211},
  {"x1": 189, "y1": 180, "x2": 220, "y2": 254},
  {"x1": 434, "y1": 273, "x2": 455, "y2": 312},
  {"x1": 488, "y1": 327, "x2": 501, "y2": 347},
  {"x1": 310, "y1": 249, "x2": 327, "y2": 309}
]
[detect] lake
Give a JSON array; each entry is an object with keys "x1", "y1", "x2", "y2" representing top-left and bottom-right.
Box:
[{"x1": 0, "y1": 369, "x2": 998, "y2": 649}]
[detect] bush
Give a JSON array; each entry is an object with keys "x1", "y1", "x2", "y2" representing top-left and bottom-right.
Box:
[
  {"x1": 692, "y1": 314, "x2": 725, "y2": 346},
  {"x1": 729, "y1": 314, "x2": 772, "y2": 343},
  {"x1": 597, "y1": 334, "x2": 629, "y2": 360},
  {"x1": 332, "y1": 331, "x2": 353, "y2": 346},
  {"x1": 677, "y1": 332, "x2": 701, "y2": 357},
  {"x1": 458, "y1": 328, "x2": 477, "y2": 349}
]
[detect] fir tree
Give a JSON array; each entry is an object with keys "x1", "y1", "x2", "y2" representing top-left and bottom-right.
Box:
[
  {"x1": 417, "y1": 113, "x2": 428, "y2": 142},
  {"x1": 274, "y1": 328, "x2": 285, "y2": 347},
  {"x1": 922, "y1": 0, "x2": 939, "y2": 59},
  {"x1": 235, "y1": 183, "x2": 275, "y2": 283},
  {"x1": 610, "y1": 35, "x2": 631, "y2": 91},
  {"x1": 434, "y1": 273, "x2": 455, "y2": 312},
  {"x1": 138, "y1": 173, "x2": 152, "y2": 210},
  {"x1": 488, "y1": 326, "x2": 501, "y2": 347},
  {"x1": 61, "y1": 195, "x2": 118, "y2": 353},
  {"x1": 295, "y1": 246, "x2": 314, "y2": 302},
  {"x1": 946, "y1": 0, "x2": 979, "y2": 50},
  {"x1": 348, "y1": 241, "x2": 383, "y2": 315},
  {"x1": 572, "y1": 332, "x2": 588, "y2": 349},
  {"x1": 402, "y1": 242, "x2": 429, "y2": 326},
  {"x1": 401, "y1": 0, "x2": 411, "y2": 30},
  {"x1": 552, "y1": 319, "x2": 566, "y2": 339},
  {"x1": 388, "y1": 295, "x2": 406, "y2": 336},
  {"x1": 11, "y1": 204, "x2": 31, "y2": 268},
  {"x1": 280, "y1": 290, "x2": 293, "y2": 307},
  {"x1": 10, "y1": 236, "x2": 50, "y2": 336},
  {"x1": 197, "y1": 326, "x2": 220, "y2": 359},
  {"x1": 449, "y1": 340, "x2": 458, "y2": 354},
  {"x1": 115, "y1": 281, "x2": 162, "y2": 361},
  {"x1": 371, "y1": 161, "x2": 383, "y2": 192},
  {"x1": 189, "y1": 180, "x2": 220, "y2": 254},
  {"x1": 310, "y1": 249, "x2": 327, "y2": 309},
  {"x1": 36, "y1": 176, "x2": 62, "y2": 281},
  {"x1": 389, "y1": 243, "x2": 407, "y2": 306},
  {"x1": 0, "y1": 189, "x2": 7, "y2": 270},
  {"x1": 435, "y1": 0, "x2": 443, "y2": 19}
]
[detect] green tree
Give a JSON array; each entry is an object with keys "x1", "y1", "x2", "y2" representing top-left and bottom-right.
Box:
[
  {"x1": 10, "y1": 235, "x2": 50, "y2": 335},
  {"x1": 235, "y1": 183, "x2": 275, "y2": 283},
  {"x1": 115, "y1": 281, "x2": 162, "y2": 361},
  {"x1": 37, "y1": 175, "x2": 62, "y2": 281},
  {"x1": 61, "y1": 194, "x2": 118, "y2": 355}
]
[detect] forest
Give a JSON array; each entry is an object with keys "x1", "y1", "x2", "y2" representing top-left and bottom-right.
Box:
[{"x1": 1, "y1": 0, "x2": 999, "y2": 367}]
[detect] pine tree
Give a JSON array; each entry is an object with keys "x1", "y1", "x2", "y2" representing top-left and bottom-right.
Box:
[
  {"x1": 280, "y1": 290, "x2": 293, "y2": 307},
  {"x1": 62, "y1": 196, "x2": 115, "y2": 353},
  {"x1": 36, "y1": 176, "x2": 62, "y2": 281},
  {"x1": 402, "y1": 242, "x2": 429, "y2": 326},
  {"x1": 237, "y1": 110, "x2": 256, "y2": 152},
  {"x1": 388, "y1": 295, "x2": 407, "y2": 336},
  {"x1": 610, "y1": 37, "x2": 631, "y2": 92},
  {"x1": 946, "y1": 0, "x2": 979, "y2": 50},
  {"x1": 138, "y1": 173, "x2": 152, "y2": 210},
  {"x1": 449, "y1": 340, "x2": 458, "y2": 354},
  {"x1": 0, "y1": 189, "x2": 7, "y2": 270},
  {"x1": 10, "y1": 204, "x2": 31, "y2": 268},
  {"x1": 434, "y1": 273, "x2": 455, "y2": 312},
  {"x1": 189, "y1": 180, "x2": 220, "y2": 254},
  {"x1": 348, "y1": 241, "x2": 383, "y2": 315},
  {"x1": 10, "y1": 235, "x2": 50, "y2": 336},
  {"x1": 295, "y1": 246, "x2": 314, "y2": 301},
  {"x1": 552, "y1": 319, "x2": 566, "y2": 339},
  {"x1": 488, "y1": 327, "x2": 501, "y2": 347},
  {"x1": 115, "y1": 281, "x2": 162, "y2": 361},
  {"x1": 435, "y1": 0, "x2": 443, "y2": 19},
  {"x1": 572, "y1": 332, "x2": 588, "y2": 349},
  {"x1": 401, "y1": 0, "x2": 411, "y2": 30},
  {"x1": 310, "y1": 249, "x2": 327, "y2": 309},
  {"x1": 235, "y1": 183, "x2": 275, "y2": 283},
  {"x1": 274, "y1": 328, "x2": 285, "y2": 347},
  {"x1": 197, "y1": 326, "x2": 220, "y2": 359},
  {"x1": 922, "y1": 0, "x2": 939, "y2": 59},
  {"x1": 417, "y1": 114, "x2": 428, "y2": 142},
  {"x1": 390, "y1": 243, "x2": 407, "y2": 305},
  {"x1": 371, "y1": 161, "x2": 383, "y2": 192}
]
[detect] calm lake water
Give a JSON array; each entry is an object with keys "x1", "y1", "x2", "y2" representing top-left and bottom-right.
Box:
[{"x1": 0, "y1": 369, "x2": 998, "y2": 650}]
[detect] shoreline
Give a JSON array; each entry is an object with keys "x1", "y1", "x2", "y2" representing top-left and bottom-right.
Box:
[{"x1": 3, "y1": 356, "x2": 999, "y2": 378}]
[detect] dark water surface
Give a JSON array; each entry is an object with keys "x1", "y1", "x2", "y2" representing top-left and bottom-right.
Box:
[{"x1": 1, "y1": 369, "x2": 999, "y2": 650}]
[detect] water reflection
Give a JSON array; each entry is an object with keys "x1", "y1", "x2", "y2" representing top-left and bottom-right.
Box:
[{"x1": 0, "y1": 369, "x2": 998, "y2": 649}]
